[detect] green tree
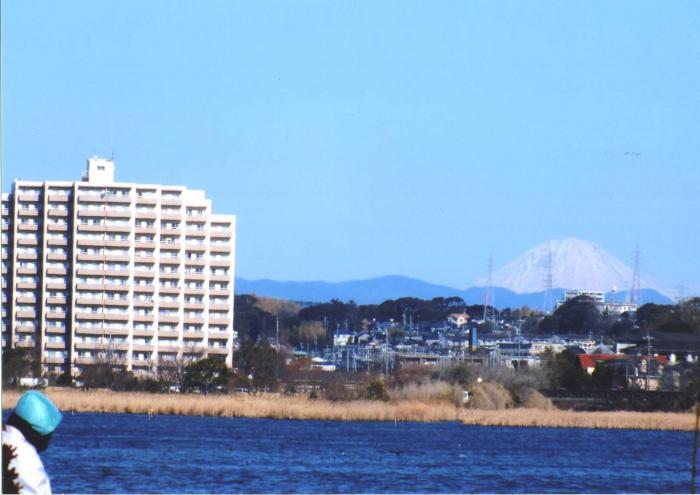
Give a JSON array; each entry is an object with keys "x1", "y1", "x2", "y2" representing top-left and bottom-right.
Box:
[
  {"x1": 365, "y1": 379, "x2": 389, "y2": 401},
  {"x1": 550, "y1": 349, "x2": 591, "y2": 389},
  {"x1": 296, "y1": 321, "x2": 326, "y2": 345},
  {"x1": 183, "y1": 358, "x2": 230, "y2": 393},
  {"x1": 233, "y1": 340, "x2": 279, "y2": 392},
  {"x1": 2, "y1": 348, "x2": 41, "y2": 386}
]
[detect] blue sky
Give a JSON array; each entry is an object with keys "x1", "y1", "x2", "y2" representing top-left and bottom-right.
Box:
[{"x1": 3, "y1": 1, "x2": 699, "y2": 292}]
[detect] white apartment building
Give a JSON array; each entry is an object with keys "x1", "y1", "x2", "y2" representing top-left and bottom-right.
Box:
[{"x1": 1, "y1": 157, "x2": 236, "y2": 378}]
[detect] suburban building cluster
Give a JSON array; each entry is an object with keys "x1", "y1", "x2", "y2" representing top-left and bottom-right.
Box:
[
  {"x1": 303, "y1": 311, "x2": 698, "y2": 391},
  {"x1": 1, "y1": 158, "x2": 237, "y2": 378}
]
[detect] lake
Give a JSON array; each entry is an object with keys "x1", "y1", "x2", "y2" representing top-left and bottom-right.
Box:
[{"x1": 31, "y1": 412, "x2": 694, "y2": 493}]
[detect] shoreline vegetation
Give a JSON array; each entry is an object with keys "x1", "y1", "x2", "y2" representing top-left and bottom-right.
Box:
[{"x1": 2, "y1": 389, "x2": 695, "y2": 431}]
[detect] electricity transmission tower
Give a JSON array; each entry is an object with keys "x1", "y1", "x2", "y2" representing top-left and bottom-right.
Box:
[
  {"x1": 629, "y1": 245, "x2": 642, "y2": 306},
  {"x1": 542, "y1": 244, "x2": 554, "y2": 314}
]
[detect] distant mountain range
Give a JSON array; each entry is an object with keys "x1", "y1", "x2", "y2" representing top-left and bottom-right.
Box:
[
  {"x1": 235, "y1": 275, "x2": 674, "y2": 309},
  {"x1": 236, "y1": 238, "x2": 683, "y2": 308},
  {"x1": 476, "y1": 237, "x2": 674, "y2": 298}
]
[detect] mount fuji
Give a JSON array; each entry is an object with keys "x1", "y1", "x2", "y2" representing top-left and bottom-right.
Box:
[
  {"x1": 476, "y1": 238, "x2": 673, "y2": 298},
  {"x1": 235, "y1": 239, "x2": 677, "y2": 307}
]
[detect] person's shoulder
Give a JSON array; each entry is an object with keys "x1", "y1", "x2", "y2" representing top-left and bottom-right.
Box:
[{"x1": 2, "y1": 424, "x2": 38, "y2": 456}]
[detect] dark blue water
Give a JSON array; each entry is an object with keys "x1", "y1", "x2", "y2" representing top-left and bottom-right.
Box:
[{"x1": 29, "y1": 413, "x2": 696, "y2": 493}]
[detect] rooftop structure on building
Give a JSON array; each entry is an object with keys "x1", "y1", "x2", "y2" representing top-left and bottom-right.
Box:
[
  {"x1": 1, "y1": 157, "x2": 237, "y2": 378},
  {"x1": 555, "y1": 289, "x2": 638, "y2": 315}
]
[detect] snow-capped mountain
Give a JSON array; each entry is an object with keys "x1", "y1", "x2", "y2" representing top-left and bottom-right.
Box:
[{"x1": 476, "y1": 238, "x2": 673, "y2": 298}]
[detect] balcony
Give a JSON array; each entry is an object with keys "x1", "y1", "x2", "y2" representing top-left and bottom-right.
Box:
[
  {"x1": 47, "y1": 193, "x2": 70, "y2": 203},
  {"x1": 75, "y1": 312, "x2": 129, "y2": 322},
  {"x1": 45, "y1": 325, "x2": 67, "y2": 334},
  {"x1": 17, "y1": 223, "x2": 39, "y2": 232},
  {"x1": 134, "y1": 284, "x2": 155, "y2": 293},
  {"x1": 47, "y1": 209, "x2": 69, "y2": 218},
  {"x1": 157, "y1": 329, "x2": 180, "y2": 339},
  {"x1": 74, "y1": 326, "x2": 130, "y2": 336},
  {"x1": 209, "y1": 258, "x2": 230, "y2": 268},
  {"x1": 45, "y1": 297, "x2": 67, "y2": 305},
  {"x1": 182, "y1": 331, "x2": 205, "y2": 340},
  {"x1": 46, "y1": 237, "x2": 68, "y2": 247},
  {"x1": 17, "y1": 237, "x2": 39, "y2": 246},
  {"x1": 157, "y1": 315, "x2": 180, "y2": 324},
  {"x1": 208, "y1": 317, "x2": 231, "y2": 326},
  {"x1": 16, "y1": 340, "x2": 38, "y2": 348},
  {"x1": 45, "y1": 311, "x2": 67, "y2": 319},
  {"x1": 207, "y1": 346, "x2": 229, "y2": 355},
  {"x1": 184, "y1": 257, "x2": 206, "y2": 267},
  {"x1": 134, "y1": 241, "x2": 156, "y2": 249},
  {"x1": 208, "y1": 303, "x2": 230, "y2": 312},
  {"x1": 132, "y1": 329, "x2": 155, "y2": 338},
  {"x1": 135, "y1": 226, "x2": 156, "y2": 235},
  {"x1": 183, "y1": 316, "x2": 205, "y2": 325},
  {"x1": 44, "y1": 341, "x2": 67, "y2": 350},
  {"x1": 75, "y1": 340, "x2": 129, "y2": 352},
  {"x1": 47, "y1": 223, "x2": 68, "y2": 232},
  {"x1": 134, "y1": 210, "x2": 157, "y2": 220},
  {"x1": 44, "y1": 356, "x2": 66, "y2": 364},
  {"x1": 209, "y1": 245, "x2": 232, "y2": 254},
  {"x1": 159, "y1": 242, "x2": 182, "y2": 251},
  {"x1": 17, "y1": 208, "x2": 39, "y2": 217},
  {"x1": 160, "y1": 197, "x2": 182, "y2": 207},
  {"x1": 16, "y1": 282, "x2": 38, "y2": 290},
  {"x1": 133, "y1": 314, "x2": 155, "y2": 323},
  {"x1": 132, "y1": 343, "x2": 154, "y2": 352},
  {"x1": 134, "y1": 195, "x2": 157, "y2": 206},
  {"x1": 183, "y1": 302, "x2": 205, "y2": 310},
  {"x1": 103, "y1": 224, "x2": 131, "y2": 234},
  {"x1": 157, "y1": 343, "x2": 180, "y2": 353}
]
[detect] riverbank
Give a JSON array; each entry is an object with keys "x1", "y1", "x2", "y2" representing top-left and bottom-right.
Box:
[{"x1": 2, "y1": 388, "x2": 695, "y2": 431}]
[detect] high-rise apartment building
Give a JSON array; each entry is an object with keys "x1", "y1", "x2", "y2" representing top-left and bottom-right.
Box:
[{"x1": 1, "y1": 158, "x2": 236, "y2": 378}]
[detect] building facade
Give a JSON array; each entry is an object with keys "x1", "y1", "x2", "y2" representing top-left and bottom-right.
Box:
[{"x1": 1, "y1": 158, "x2": 236, "y2": 378}]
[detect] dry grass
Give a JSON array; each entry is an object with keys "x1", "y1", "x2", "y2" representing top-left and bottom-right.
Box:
[
  {"x1": 2, "y1": 388, "x2": 459, "y2": 423},
  {"x1": 388, "y1": 380, "x2": 459, "y2": 401},
  {"x1": 461, "y1": 408, "x2": 695, "y2": 431},
  {"x1": 2, "y1": 388, "x2": 695, "y2": 431}
]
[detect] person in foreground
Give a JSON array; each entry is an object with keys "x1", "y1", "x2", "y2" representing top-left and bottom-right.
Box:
[{"x1": 2, "y1": 391, "x2": 62, "y2": 494}]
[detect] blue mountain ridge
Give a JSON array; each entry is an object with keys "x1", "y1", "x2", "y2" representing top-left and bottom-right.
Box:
[{"x1": 235, "y1": 275, "x2": 673, "y2": 309}]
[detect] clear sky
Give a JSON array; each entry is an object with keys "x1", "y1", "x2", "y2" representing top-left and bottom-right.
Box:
[{"x1": 2, "y1": 1, "x2": 699, "y2": 293}]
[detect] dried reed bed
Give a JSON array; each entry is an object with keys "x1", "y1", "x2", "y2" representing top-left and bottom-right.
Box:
[
  {"x1": 461, "y1": 408, "x2": 695, "y2": 431},
  {"x1": 2, "y1": 389, "x2": 459, "y2": 423},
  {"x1": 2, "y1": 389, "x2": 695, "y2": 431}
]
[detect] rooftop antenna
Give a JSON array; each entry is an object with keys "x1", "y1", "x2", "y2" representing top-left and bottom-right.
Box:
[
  {"x1": 629, "y1": 245, "x2": 642, "y2": 306},
  {"x1": 482, "y1": 255, "x2": 497, "y2": 332},
  {"x1": 543, "y1": 244, "x2": 554, "y2": 314}
]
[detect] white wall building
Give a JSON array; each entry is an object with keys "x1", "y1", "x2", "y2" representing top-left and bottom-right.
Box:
[{"x1": 1, "y1": 157, "x2": 237, "y2": 377}]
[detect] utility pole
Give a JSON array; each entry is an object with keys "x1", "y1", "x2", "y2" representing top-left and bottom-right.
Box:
[
  {"x1": 646, "y1": 329, "x2": 652, "y2": 391},
  {"x1": 385, "y1": 326, "x2": 389, "y2": 376}
]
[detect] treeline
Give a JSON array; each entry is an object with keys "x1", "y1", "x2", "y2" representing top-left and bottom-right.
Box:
[
  {"x1": 234, "y1": 295, "x2": 516, "y2": 346},
  {"x1": 535, "y1": 296, "x2": 700, "y2": 336},
  {"x1": 236, "y1": 294, "x2": 700, "y2": 344}
]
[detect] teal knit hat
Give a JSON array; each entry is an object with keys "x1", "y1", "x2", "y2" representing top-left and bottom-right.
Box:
[{"x1": 14, "y1": 391, "x2": 62, "y2": 436}]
